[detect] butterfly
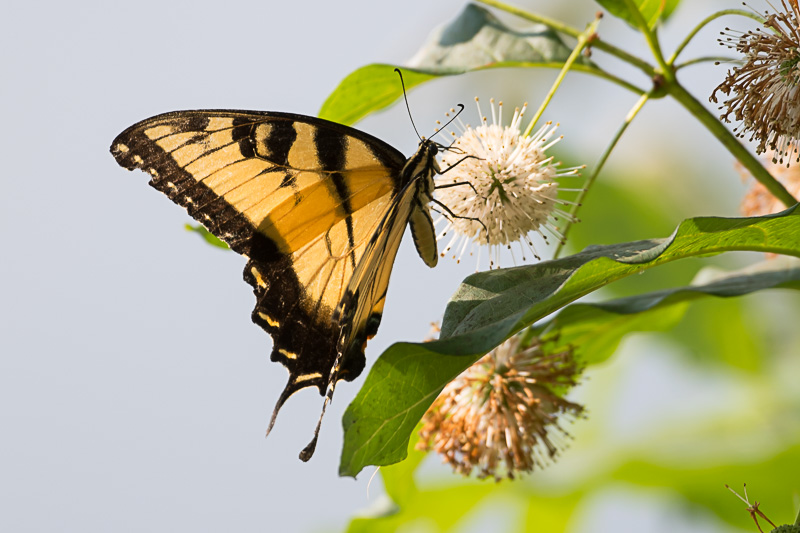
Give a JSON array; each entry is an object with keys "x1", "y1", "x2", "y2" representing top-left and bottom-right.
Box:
[{"x1": 110, "y1": 94, "x2": 469, "y2": 460}]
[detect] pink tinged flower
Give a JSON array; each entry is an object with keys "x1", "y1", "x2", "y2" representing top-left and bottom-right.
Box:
[
  {"x1": 434, "y1": 98, "x2": 583, "y2": 269},
  {"x1": 417, "y1": 334, "x2": 584, "y2": 481},
  {"x1": 738, "y1": 151, "x2": 800, "y2": 217}
]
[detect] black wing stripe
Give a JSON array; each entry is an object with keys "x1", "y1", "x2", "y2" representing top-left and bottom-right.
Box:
[
  {"x1": 110, "y1": 110, "x2": 419, "y2": 444},
  {"x1": 313, "y1": 127, "x2": 358, "y2": 272},
  {"x1": 262, "y1": 119, "x2": 297, "y2": 166}
]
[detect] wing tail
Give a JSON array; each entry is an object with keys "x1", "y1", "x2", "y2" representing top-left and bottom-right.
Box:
[{"x1": 298, "y1": 338, "x2": 344, "y2": 462}]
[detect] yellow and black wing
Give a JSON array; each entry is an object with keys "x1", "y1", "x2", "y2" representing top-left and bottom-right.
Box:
[{"x1": 110, "y1": 110, "x2": 421, "y2": 433}]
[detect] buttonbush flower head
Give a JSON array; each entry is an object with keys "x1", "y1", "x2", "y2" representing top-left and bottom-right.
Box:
[
  {"x1": 435, "y1": 98, "x2": 583, "y2": 268},
  {"x1": 711, "y1": 0, "x2": 800, "y2": 163},
  {"x1": 738, "y1": 151, "x2": 800, "y2": 217},
  {"x1": 417, "y1": 334, "x2": 584, "y2": 481}
]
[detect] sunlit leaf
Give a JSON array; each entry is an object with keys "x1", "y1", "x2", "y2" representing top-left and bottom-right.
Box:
[
  {"x1": 319, "y1": 4, "x2": 589, "y2": 125},
  {"x1": 538, "y1": 257, "x2": 800, "y2": 366},
  {"x1": 340, "y1": 206, "x2": 800, "y2": 477},
  {"x1": 184, "y1": 223, "x2": 229, "y2": 250},
  {"x1": 596, "y1": 0, "x2": 681, "y2": 29}
]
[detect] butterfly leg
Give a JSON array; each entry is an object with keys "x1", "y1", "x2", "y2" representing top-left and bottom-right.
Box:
[{"x1": 431, "y1": 198, "x2": 489, "y2": 243}]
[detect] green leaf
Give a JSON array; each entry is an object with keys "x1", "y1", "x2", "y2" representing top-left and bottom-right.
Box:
[
  {"x1": 379, "y1": 428, "x2": 426, "y2": 508},
  {"x1": 346, "y1": 483, "x2": 499, "y2": 533},
  {"x1": 319, "y1": 66, "x2": 437, "y2": 126},
  {"x1": 339, "y1": 206, "x2": 800, "y2": 477},
  {"x1": 319, "y1": 4, "x2": 588, "y2": 125},
  {"x1": 610, "y1": 445, "x2": 800, "y2": 530},
  {"x1": 596, "y1": 0, "x2": 681, "y2": 29},
  {"x1": 406, "y1": 3, "x2": 578, "y2": 72},
  {"x1": 184, "y1": 224, "x2": 229, "y2": 250},
  {"x1": 538, "y1": 257, "x2": 800, "y2": 366}
]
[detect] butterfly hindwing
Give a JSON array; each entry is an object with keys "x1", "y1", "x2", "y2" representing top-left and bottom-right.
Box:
[{"x1": 111, "y1": 110, "x2": 414, "y2": 411}]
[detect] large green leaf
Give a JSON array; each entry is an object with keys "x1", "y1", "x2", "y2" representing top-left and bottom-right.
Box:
[
  {"x1": 339, "y1": 205, "x2": 800, "y2": 477},
  {"x1": 319, "y1": 4, "x2": 590, "y2": 125},
  {"x1": 596, "y1": 0, "x2": 681, "y2": 29},
  {"x1": 536, "y1": 257, "x2": 800, "y2": 366}
]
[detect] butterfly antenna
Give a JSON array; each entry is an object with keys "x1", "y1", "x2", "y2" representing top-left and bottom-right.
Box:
[{"x1": 395, "y1": 68, "x2": 423, "y2": 142}]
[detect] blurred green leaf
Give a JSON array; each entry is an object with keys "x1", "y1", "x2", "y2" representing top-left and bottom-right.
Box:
[
  {"x1": 184, "y1": 223, "x2": 229, "y2": 250},
  {"x1": 539, "y1": 257, "x2": 800, "y2": 366},
  {"x1": 671, "y1": 294, "x2": 762, "y2": 371},
  {"x1": 319, "y1": 4, "x2": 589, "y2": 125},
  {"x1": 340, "y1": 206, "x2": 800, "y2": 477},
  {"x1": 596, "y1": 0, "x2": 681, "y2": 29},
  {"x1": 347, "y1": 483, "x2": 500, "y2": 533},
  {"x1": 611, "y1": 445, "x2": 800, "y2": 529},
  {"x1": 379, "y1": 428, "x2": 426, "y2": 508},
  {"x1": 522, "y1": 495, "x2": 583, "y2": 533}
]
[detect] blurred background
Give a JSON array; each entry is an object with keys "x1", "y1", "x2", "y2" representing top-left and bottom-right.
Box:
[{"x1": 2, "y1": 0, "x2": 798, "y2": 531}]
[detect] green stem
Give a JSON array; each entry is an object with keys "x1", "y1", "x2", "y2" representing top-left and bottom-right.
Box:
[
  {"x1": 524, "y1": 17, "x2": 602, "y2": 136},
  {"x1": 621, "y1": 0, "x2": 672, "y2": 80},
  {"x1": 674, "y1": 56, "x2": 733, "y2": 71},
  {"x1": 665, "y1": 82, "x2": 797, "y2": 207},
  {"x1": 475, "y1": 0, "x2": 656, "y2": 77},
  {"x1": 476, "y1": 0, "x2": 581, "y2": 38},
  {"x1": 540, "y1": 63, "x2": 645, "y2": 95},
  {"x1": 795, "y1": 505, "x2": 800, "y2": 526},
  {"x1": 554, "y1": 92, "x2": 651, "y2": 259},
  {"x1": 667, "y1": 9, "x2": 766, "y2": 65}
]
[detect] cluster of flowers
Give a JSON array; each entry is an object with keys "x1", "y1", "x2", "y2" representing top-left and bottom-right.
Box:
[
  {"x1": 711, "y1": 0, "x2": 800, "y2": 164},
  {"x1": 417, "y1": 334, "x2": 584, "y2": 481},
  {"x1": 420, "y1": 0, "x2": 800, "y2": 481}
]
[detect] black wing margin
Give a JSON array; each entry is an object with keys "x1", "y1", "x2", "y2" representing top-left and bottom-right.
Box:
[{"x1": 110, "y1": 110, "x2": 408, "y2": 429}]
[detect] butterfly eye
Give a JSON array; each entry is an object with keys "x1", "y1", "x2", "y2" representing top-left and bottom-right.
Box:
[{"x1": 427, "y1": 143, "x2": 439, "y2": 156}]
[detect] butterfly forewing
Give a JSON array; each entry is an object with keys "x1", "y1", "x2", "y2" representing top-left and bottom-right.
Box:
[
  {"x1": 111, "y1": 109, "x2": 441, "y2": 458},
  {"x1": 112, "y1": 110, "x2": 405, "y2": 377}
]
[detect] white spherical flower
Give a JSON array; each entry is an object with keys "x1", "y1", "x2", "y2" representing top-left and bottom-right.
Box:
[{"x1": 435, "y1": 98, "x2": 582, "y2": 268}]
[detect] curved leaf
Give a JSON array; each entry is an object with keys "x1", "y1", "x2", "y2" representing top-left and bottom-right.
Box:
[
  {"x1": 537, "y1": 256, "x2": 800, "y2": 366},
  {"x1": 339, "y1": 205, "x2": 800, "y2": 477},
  {"x1": 319, "y1": 4, "x2": 590, "y2": 125},
  {"x1": 406, "y1": 3, "x2": 578, "y2": 71}
]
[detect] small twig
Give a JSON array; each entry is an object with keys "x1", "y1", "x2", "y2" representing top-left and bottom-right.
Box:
[{"x1": 726, "y1": 483, "x2": 778, "y2": 533}]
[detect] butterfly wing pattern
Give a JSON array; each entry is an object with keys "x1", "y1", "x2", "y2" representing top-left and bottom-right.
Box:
[{"x1": 110, "y1": 110, "x2": 439, "y2": 459}]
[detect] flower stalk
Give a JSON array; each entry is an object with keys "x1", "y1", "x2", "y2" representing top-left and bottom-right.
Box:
[
  {"x1": 621, "y1": 0, "x2": 673, "y2": 83},
  {"x1": 667, "y1": 9, "x2": 765, "y2": 65},
  {"x1": 670, "y1": 81, "x2": 796, "y2": 207},
  {"x1": 524, "y1": 15, "x2": 602, "y2": 137},
  {"x1": 554, "y1": 90, "x2": 652, "y2": 258},
  {"x1": 475, "y1": 0, "x2": 656, "y2": 77}
]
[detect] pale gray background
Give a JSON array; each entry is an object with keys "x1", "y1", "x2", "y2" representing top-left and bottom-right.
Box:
[{"x1": 1, "y1": 1, "x2": 780, "y2": 532}]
